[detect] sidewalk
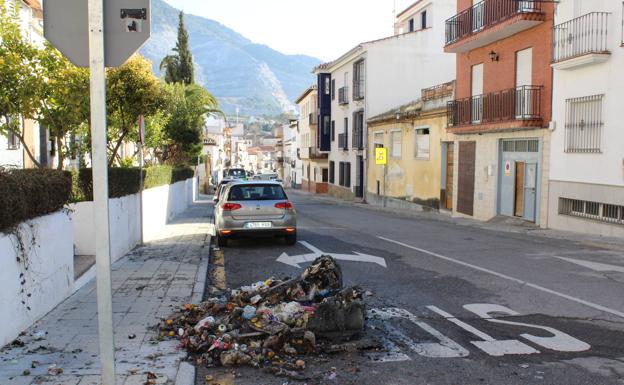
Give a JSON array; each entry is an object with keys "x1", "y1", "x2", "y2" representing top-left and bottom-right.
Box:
[
  {"x1": 289, "y1": 189, "x2": 624, "y2": 252},
  {"x1": 0, "y1": 200, "x2": 212, "y2": 385}
]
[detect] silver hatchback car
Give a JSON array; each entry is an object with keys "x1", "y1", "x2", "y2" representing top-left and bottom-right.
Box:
[{"x1": 213, "y1": 181, "x2": 297, "y2": 247}]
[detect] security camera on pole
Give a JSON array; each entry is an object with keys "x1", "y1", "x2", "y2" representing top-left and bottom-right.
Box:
[{"x1": 43, "y1": 2, "x2": 151, "y2": 384}]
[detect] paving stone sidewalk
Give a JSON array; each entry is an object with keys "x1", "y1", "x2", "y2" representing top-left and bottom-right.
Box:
[{"x1": 0, "y1": 200, "x2": 212, "y2": 385}]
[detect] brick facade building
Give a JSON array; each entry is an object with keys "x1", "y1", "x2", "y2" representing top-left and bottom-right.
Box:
[{"x1": 444, "y1": 0, "x2": 555, "y2": 224}]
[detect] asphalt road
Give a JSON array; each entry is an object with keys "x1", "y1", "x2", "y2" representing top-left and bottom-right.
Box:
[{"x1": 197, "y1": 191, "x2": 624, "y2": 385}]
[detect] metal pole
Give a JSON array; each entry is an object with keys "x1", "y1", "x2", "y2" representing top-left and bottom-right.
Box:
[
  {"x1": 383, "y1": 164, "x2": 387, "y2": 208},
  {"x1": 139, "y1": 142, "x2": 144, "y2": 245},
  {"x1": 87, "y1": 0, "x2": 116, "y2": 383}
]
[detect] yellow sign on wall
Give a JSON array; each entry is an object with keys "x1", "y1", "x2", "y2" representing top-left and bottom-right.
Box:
[{"x1": 375, "y1": 147, "x2": 387, "y2": 165}]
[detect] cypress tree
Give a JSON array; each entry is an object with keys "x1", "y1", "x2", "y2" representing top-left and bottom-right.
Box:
[{"x1": 160, "y1": 12, "x2": 194, "y2": 85}]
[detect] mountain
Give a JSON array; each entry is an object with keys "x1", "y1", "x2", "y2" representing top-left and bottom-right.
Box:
[{"x1": 140, "y1": 0, "x2": 322, "y2": 116}]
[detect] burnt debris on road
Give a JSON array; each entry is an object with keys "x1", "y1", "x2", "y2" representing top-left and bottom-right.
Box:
[{"x1": 159, "y1": 256, "x2": 378, "y2": 380}]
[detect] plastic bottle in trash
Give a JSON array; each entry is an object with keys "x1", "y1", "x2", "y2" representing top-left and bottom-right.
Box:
[{"x1": 242, "y1": 305, "x2": 257, "y2": 320}]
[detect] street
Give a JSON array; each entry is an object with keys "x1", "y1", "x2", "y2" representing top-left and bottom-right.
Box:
[{"x1": 199, "y1": 191, "x2": 624, "y2": 385}]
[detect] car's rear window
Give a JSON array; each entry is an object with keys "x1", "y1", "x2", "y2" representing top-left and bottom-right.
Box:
[
  {"x1": 228, "y1": 184, "x2": 286, "y2": 201},
  {"x1": 228, "y1": 169, "x2": 246, "y2": 178}
]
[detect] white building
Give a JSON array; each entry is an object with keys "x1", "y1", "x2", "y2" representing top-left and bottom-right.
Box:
[
  {"x1": 203, "y1": 116, "x2": 227, "y2": 185},
  {"x1": 314, "y1": 0, "x2": 456, "y2": 200},
  {"x1": 280, "y1": 122, "x2": 301, "y2": 188},
  {"x1": 547, "y1": 0, "x2": 624, "y2": 238}
]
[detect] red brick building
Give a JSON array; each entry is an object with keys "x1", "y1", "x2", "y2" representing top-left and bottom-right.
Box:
[{"x1": 444, "y1": 0, "x2": 554, "y2": 224}]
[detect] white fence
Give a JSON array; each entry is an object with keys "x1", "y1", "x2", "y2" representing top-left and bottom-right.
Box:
[
  {"x1": 69, "y1": 177, "x2": 197, "y2": 262},
  {"x1": 0, "y1": 212, "x2": 74, "y2": 347},
  {"x1": 0, "y1": 177, "x2": 198, "y2": 347}
]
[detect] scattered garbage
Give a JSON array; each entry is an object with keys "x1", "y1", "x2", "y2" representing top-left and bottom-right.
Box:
[
  {"x1": 47, "y1": 364, "x2": 64, "y2": 376},
  {"x1": 33, "y1": 330, "x2": 46, "y2": 341},
  {"x1": 160, "y1": 256, "x2": 375, "y2": 378}
]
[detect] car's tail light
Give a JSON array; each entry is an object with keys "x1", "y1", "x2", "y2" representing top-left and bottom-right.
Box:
[
  {"x1": 222, "y1": 203, "x2": 242, "y2": 211},
  {"x1": 275, "y1": 201, "x2": 293, "y2": 209}
]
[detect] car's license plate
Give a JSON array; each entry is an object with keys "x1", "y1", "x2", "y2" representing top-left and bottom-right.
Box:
[{"x1": 245, "y1": 222, "x2": 272, "y2": 229}]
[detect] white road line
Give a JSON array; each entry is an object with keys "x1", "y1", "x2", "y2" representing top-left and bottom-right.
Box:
[
  {"x1": 427, "y1": 305, "x2": 539, "y2": 356},
  {"x1": 555, "y1": 256, "x2": 624, "y2": 273},
  {"x1": 427, "y1": 305, "x2": 494, "y2": 342},
  {"x1": 298, "y1": 241, "x2": 323, "y2": 254},
  {"x1": 378, "y1": 236, "x2": 624, "y2": 319}
]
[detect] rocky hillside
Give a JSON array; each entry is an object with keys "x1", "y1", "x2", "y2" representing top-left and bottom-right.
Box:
[{"x1": 140, "y1": 0, "x2": 321, "y2": 116}]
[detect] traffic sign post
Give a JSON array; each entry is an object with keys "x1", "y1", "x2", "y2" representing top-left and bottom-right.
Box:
[
  {"x1": 43, "y1": 0, "x2": 151, "y2": 68},
  {"x1": 44, "y1": 1, "x2": 151, "y2": 384},
  {"x1": 86, "y1": 0, "x2": 116, "y2": 382}
]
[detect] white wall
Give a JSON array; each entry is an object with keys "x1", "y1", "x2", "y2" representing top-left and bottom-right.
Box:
[
  {"x1": 70, "y1": 194, "x2": 141, "y2": 263},
  {"x1": 0, "y1": 136, "x2": 24, "y2": 168},
  {"x1": 550, "y1": 1, "x2": 624, "y2": 187},
  {"x1": 69, "y1": 177, "x2": 198, "y2": 260},
  {"x1": 366, "y1": 31, "x2": 456, "y2": 116},
  {"x1": 0, "y1": 211, "x2": 74, "y2": 347}
]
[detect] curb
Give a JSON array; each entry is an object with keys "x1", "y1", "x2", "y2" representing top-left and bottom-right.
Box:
[
  {"x1": 289, "y1": 189, "x2": 624, "y2": 252},
  {"x1": 175, "y1": 362, "x2": 196, "y2": 385},
  {"x1": 176, "y1": 235, "x2": 212, "y2": 384}
]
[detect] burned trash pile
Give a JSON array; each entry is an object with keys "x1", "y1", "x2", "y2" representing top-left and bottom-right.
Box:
[{"x1": 160, "y1": 256, "x2": 371, "y2": 376}]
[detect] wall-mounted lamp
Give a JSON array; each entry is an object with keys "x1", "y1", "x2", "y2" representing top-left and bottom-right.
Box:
[
  {"x1": 489, "y1": 50, "x2": 499, "y2": 62},
  {"x1": 395, "y1": 110, "x2": 401, "y2": 120}
]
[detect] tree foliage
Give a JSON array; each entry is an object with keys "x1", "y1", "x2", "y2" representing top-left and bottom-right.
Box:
[
  {"x1": 159, "y1": 12, "x2": 194, "y2": 85},
  {"x1": 161, "y1": 83, "x2": 220, "y2": 164},
  {"x1": 0, "y1": 0, "x2": 43, "y2": 167},
  {"x1": 37, "y1": 44, "x2": 90, "y2": 169},
  {"x1": 106, "y1": 55, "x2": 163, "y2": 166}
]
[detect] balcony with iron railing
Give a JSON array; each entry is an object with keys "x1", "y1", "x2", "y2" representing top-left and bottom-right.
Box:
[
  {"x1": 338, "y1": 133, "x2": 349, "y2": 150},
  {"x1": 552, "y1": 12, "x2": 611, "y2": 70},
  {"x1": 339, "y1": 87, "x2": 349, "y2": 105},
  {"x1": 447, "y1": 85, "x2": 543, "y2": 131},
  {"x1": 308, "y1": 146, "x2": 329, "y2": 159},
  {"x1": 445, "y1": 0, "x2": 545, "y2": 53}
]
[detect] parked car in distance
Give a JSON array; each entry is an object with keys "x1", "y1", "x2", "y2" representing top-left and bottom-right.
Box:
[
  {"x1": 214, "y1": 181, "x2": 297, "y2": 247},
  {"x1": 213, "y1": 178, "x2": 239, "y2": 203},
  {"x1": 225, "y1": 168, "x2": 247, "y2": 180}
]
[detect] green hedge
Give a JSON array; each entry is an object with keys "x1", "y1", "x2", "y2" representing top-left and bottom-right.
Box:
[
  {"x1": 74, "y1": 165, "x2": 194, "y2": 202},
  {"x1": 0, "y1": 168, "x2": 73, "y2": 233}
]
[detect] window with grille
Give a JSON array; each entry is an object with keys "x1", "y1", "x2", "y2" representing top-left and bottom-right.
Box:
[
  {"x1": 329, "y1": 161, "x2": 335, "y2": 184},
  {"x1": 353, "y1": 60, "x2": 365, "y2": 100},
  {"x1": 373, "y1": 132, "x2": 384, "y2": 156},
  {"x1": 352, "y1": 111, "x2": 364, "y2": 149},
  {"x1": 7, "y1": 131, "x2": 20, "y2": 150},
  {"x1": 391, "y1": 130, "x2": 402, "y2": 158},
  {"x1": 331, "y1": 79, "x2": 335, "y2": 100},
  {"x1": 502, "y1": 139, "x2": 539, "y2": 152},
  {"x1": 559, "y1": 198, "x2": 624, "y2": 225},
  {"x1": 414, "y1": 128, "x2": 430, "y2": 159},
  {"x1": 564, "y1": 94, "x2": 604, "y2": 153},
  {"x1": 331, "y1": 120, "x2": 335, "y2": 142}
]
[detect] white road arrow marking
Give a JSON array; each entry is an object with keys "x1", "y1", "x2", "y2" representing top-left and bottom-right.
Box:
[
  {"x1": 275, "y1": 241, "x2": 387, "y2": 268},
  {"x1": 555, "y1": 256, "x2": 624, "y2": 273}
]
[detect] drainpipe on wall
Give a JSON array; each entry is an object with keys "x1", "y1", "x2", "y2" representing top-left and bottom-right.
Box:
[{"x1": 362, "y1": 72, "x2": 369, "y2": 204}]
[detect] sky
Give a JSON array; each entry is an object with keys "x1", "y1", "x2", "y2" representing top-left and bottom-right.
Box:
[{"x1": 163, "y1": 0, "x2": 416, "y2": 62}]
